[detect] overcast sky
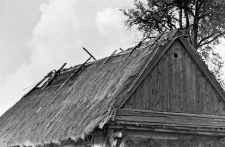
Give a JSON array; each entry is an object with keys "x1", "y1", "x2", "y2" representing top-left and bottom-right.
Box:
[{"x1": 0, "y1": 0, "x2": 225, "y2": 116}]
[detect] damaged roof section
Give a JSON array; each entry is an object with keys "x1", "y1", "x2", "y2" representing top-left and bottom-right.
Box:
[{"x1": 0, "y1": 30, "x2": 178, "y2": 147}]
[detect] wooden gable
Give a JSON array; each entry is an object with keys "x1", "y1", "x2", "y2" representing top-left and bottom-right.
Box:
[{"x1": 121, "y1": 38, "x2": 225, "y2": 115}]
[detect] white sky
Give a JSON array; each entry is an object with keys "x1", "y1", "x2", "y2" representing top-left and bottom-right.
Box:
[{"x1": 0, "y1": 0, "x2": 225, "y2": 116}]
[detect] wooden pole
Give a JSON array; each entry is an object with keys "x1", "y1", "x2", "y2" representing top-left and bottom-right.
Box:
[
  {"x1": 83, "y1": 47, "x2": 96, "y2": 60},
  {"x1": 103, "y1": 50, "x2": 117, "y2": 64},
  {"x1": 57, "y1": 57, "x2": 91, "y2": 91},
  {"x1": 42, "y1": 62, "x2": 67, "y2": 89}
]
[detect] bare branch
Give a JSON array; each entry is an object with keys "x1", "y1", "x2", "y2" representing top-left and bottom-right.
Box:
[{"x1": 198, "y1": 32, "x2": 225, "y2": 48}]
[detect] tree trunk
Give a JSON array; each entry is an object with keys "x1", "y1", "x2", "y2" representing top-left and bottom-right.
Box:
[
  {"x1": 193, "y1": 1, "x2": 199, "y2": 50},
  {"x1": 179, "y1": 8, "x2": 183, "y2": 29}
]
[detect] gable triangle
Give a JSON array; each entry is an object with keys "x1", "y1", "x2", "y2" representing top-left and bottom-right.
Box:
[{"x1": 121, "y1": 37, "x2": 225, "y2": 115}]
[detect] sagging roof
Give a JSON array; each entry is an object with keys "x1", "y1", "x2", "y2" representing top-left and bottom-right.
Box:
[{"x1": 0, "y1": 30, "x2": 224, "y2": 147}]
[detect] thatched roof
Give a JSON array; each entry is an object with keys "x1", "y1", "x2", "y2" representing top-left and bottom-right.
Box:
[{"x1": 0, "y1": 30, "x2": 198, "y2": 146}]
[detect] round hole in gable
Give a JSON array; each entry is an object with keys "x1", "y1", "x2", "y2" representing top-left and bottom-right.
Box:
[{"x1": 174, "y1": 53, "x2": 178, "y2": 58}]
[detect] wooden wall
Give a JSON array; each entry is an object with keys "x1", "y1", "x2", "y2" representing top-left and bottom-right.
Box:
[
  {"x1": 122, "y1": 40, "x2": 225, "y2": 115},
  {"x1": 117, "y1": 130, "x2": 225, "y2": 147}
]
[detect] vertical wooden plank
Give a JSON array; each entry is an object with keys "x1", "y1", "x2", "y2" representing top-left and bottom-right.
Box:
[
  {"x1": 153, "y1": 64, "x2": 157, "y2": 111},
  {"x1": 212, "y1": 85, "x2": 218, "y2": 115},
  {"x1": 142, "y1": 75, "x2": 148, "y2": 110},
  {"x1": 207, "y1": 81, "x2": 212, "y2": 114},
  {"x1": 171, "y1": 44, "x2": 177, "y2": 113},
  {"x1": 161, "y1": 52, "x2": 167, "y2": 112},
  {"x1": 217, "y1": 89, "x2": 225, "y2": 115},
  {"x1": 140, "y1": 80, "x2": 145, "y2": 109},
  {"x1": 190, "y1": 56, "x2": 196, "y2": 113},
  {"x1": 137, "y1": 84, "x2": 141, "y2": 109},
  {"x1": 130, "y1": 92, "x2": 135, "y2": 109},
  {"x1": 156, "y1": 64, "x2": 160, "y2": 111},
  {"x1": 156, "y1": 63, "x2": 161, "y2": 111},
  {"x1": 185, "y1": 47, "x2": 191, "y2": 113},
  {"x1": 151, "y1": 67, "x2": 155, "y2": 111},
  {"x1": 135, "y1": 85, "x2": 139, "y2": 109},
  {"x1": 132, "y1": 90, "x2": 138, "y2": 109},
  {"x1": 203, "y1": 79, "x2": 209, "y2": 114},
  {"x1": 155, "y1": 64, "x2": 160, "y2": 111},
  {"x1": 148, "y1": 73, "x2": 153, "y2": 110},
  {"x1": 201, "y1": 76, "x2": 208, "y2": 114},
  {"x1": 152, "y1": 64, "x2": 157, "y2": 111},
  {"x1": 194, "y1": 66, "x2": 199, "y2": 113},
  {"x1": 158, "y1": 56, "x2": 164, "y2": 112},
  {"x1": 217, "y1": 96, "x2": 222, "y2": 115},
  {"x1": 168, "y1": 44, "x2": 173, "y2": 112},
  {"x1": 210, "y1": 84, "x2": 218, "y2": 115},
  {"x1": 179, "y1": 46, "x2": 183, "y2": 112},
  {"x1": 174, "y1": 43, "x2": 181, "y2": 113},
  {"x1": 146, "y1": 74, "x2": 150, "y2": 110},
  {"x1": 197, "y1": 71, "x2": 204, "y2": 114},
  {"x1": 180, "y1": 44, "x2": 186, "y2": 113},
  {"x1": 178, "y1": 46, "x2": 182, "y2": 113},
  {"x1": 202, "y1": 74, "x2": 206, "y2": 114},
  {"x1": 195, "y1": 67, "x2": 201, "y2": 114},
  {"x1": 172, "y1": 43, "x2": 177, "y2": 112},
  {"x1": 207, "y1": 82, "x2": 212, "y2": 114}
]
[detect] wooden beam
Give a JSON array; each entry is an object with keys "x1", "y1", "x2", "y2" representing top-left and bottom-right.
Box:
[
  {"x1": 115, "y1": 109, "x2": 225, "y2": 129},
  {"x1": 108, "y1": 126, "x2": 225, "y2": 136},
  {"x1": 117, "y1": 109, "x2": 225, "y2": 119},
  {"x1": 103, "y1": 50, "x2": 117, "y2": 65},
  {"x1": 83, "y1": 47, "x2": 96, "y2": 60},
  {"x1": 57, "y1": 57, "x2": 91, "y2": 91},
  {"x1": 42, "y1": 62, "x2": 67, "y2": 89},
  {"x1": 109, "y1": 124, "x2": 225, "y2": 136}
]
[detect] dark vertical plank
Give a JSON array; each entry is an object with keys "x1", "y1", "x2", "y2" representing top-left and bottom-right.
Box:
[
  {"x1": 148, "y1": 73, "x2": 153, "y2": 110},
  {"x1": 195, "y1": 67, "x2": 201, "y2": 114},
  {"x1": 179, "y1": 46, "x2": 183, "y2": 112},
  {"x1": 165, "y1": 51, "x2": 169, "y2": 112},
  {"x1": 152, "y1": 64, "x2": 157, "y2": 111},
  {"x1": 171, "y1": 44, "x2": 176, "y2": 112},
  {"x1": 185, "y1": 48, "x2": 191, "y2": 113},
  {"x1": 211, "y1": 84, "x2": 219, "y2": 115},
  {"x1": 159, "y1": 56, "x2": 164, "y2": 112},
  {"x1": 138, "y1": 84, "x2": 142, "y2": 109},
  {"x1": 161, "y1": 52, "x2": 167, "y2": 112},
  {"x1": 134, "y1": 87, "x2": 139, "y2": 109},
  {"x1": 156, "y1": 63, "x2": 161, "y2": 111},
  {"x1": 201, "y1": 77, "x2": 208, "y2": 114},
  {"x1": 168, "y1": 44, "x2": 173, "y2": 112},
  {"x1": 203, "y1": 80, "x2": 209, "y2": 114},
  {"x1": 207, "y1": 82, "x2": 212, "y2": 114},
  {"x1": 172, "y1": 43, "x2": 177, "y2": 112},
  {"x1": 217, "y1": 89, "x2": 225, "y2": 115},
  {"x1": 212, "y1": 85, "x2": 218, "y2": 115},
  {"x1": 174, "y1": 44, "x2": 182, "y2": 112},
  {"x1": 135, "y1": 85, "x2": 139, "y2": 109},
  {"x1": 140, "y1": 80, "x2": 145, "y2": 109},
  {"x1": 129, "y1": 93, "x2": 134, "y2": 109},
  {"x1": 181, "y1": 45, "x2": 186, "y2": 113},
  {"x1": 199, "y1": 72, "x2": 205, "y2": 114},
  {"x1": 190, "y1": 56, "x2": 196, "y2": 113},
  {"x1": 202, "y1": 77, "x2": 206, "y2": 114},
  {"x1": 142, "y1": 75, "x2": 148, "y2": 110}
]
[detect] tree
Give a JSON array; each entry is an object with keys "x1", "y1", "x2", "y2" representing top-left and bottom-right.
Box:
[{"x1": 122, "y1": 0, "x2": 225, "y2": 85}]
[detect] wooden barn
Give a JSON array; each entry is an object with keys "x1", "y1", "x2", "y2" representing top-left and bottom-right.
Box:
[{"x1": 1, "y1": 30, "x2": 225, "y2": 147}]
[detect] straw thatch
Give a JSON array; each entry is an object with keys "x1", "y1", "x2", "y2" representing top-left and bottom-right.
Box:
[{"x1": 0, "y1": 31, "x2": 177, "y2": 147}]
